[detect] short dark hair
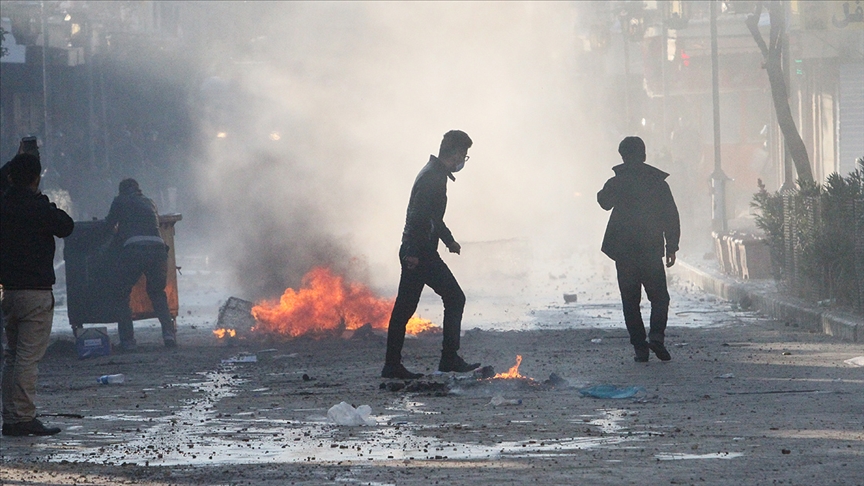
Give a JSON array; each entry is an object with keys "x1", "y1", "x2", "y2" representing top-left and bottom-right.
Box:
[
  {"x1": 119, "y1": 178, "x2": 140, "y2": 195},
  {"x1": 8, "y1": 153, "x2": 42, "y2": 186},
  {"x1": 438, "y1": 130, "x2": 473, "y2": 159},
  {"x1": 618, "y1": 136, "x2": 646, "y2": 163}
]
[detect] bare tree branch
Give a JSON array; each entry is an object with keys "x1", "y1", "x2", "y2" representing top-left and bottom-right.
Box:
[{"x1": 746, "y1": 0, "x2": 814, "y2": 184}]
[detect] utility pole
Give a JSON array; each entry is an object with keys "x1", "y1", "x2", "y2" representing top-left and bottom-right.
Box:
[
  {"x1": 40, "y1": 1, "x2": 51, "y2": 170},
  {"x1": 710, "y1": 0, "x2": 728, "y2": 234},
  {"x1": 622, "y1": 21, "x2": 631, "y2": 132}
]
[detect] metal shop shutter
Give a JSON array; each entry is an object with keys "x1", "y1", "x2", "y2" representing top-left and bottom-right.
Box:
[{"x1": 838, "y1": 62, "x2": 864, "y2": 175}]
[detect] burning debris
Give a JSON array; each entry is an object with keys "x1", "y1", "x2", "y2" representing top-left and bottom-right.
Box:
[
  {"x1": 213, "y1": 328, "x2": 236, "y2": 339},
  {"x1": 215, "y1": 297, "x2": 257, "y2": 340},
  {"x1": 251, "y1": 267, "x2": 437, "y2": 338},
  {"x1": 493, "y1": 355, "x2": 528, "y2": 380},
  {"x1": 213, "y1": 268, "x2": 439, "y2": 341}
]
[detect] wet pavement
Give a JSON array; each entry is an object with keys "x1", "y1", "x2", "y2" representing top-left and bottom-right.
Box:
[{"x1": 2, "y1": 256, "x2": 863, "y2": 485}]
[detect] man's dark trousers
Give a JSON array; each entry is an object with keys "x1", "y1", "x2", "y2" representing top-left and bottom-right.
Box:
[
  {"x1": 385, "y1": 246, "x2": 465, "y2": 364},
  {"x1": 115, "y1": 244, "x2": 174, "y2": 343},
  {"x1": 615, "y1": 257, "x2": 669, "y2": 348}
]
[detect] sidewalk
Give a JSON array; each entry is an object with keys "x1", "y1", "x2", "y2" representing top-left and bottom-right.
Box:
[{"x1": 673, "y1": 260, "x2": 861, "y2": 343}]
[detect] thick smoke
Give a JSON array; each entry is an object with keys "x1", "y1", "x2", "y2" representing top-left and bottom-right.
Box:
[{"x1": 193, "y1": 3, "x2": 615, "y2": 300}]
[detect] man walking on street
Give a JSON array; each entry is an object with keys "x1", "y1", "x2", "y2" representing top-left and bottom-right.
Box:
[
  {"x1": 105, "y1": 179, "x2": 176, "y2": 351},
  {"x1": 598, "y1": 136, "x2": 680, "y2": 362},
  {"x1": 1, "y1": 153, "x2": 74, "y2": 436},
  {"x1": 382, "y1": 130, "x2": 481, "y2": 379}
]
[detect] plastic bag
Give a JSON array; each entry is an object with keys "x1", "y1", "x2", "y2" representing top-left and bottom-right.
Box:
[
  {"x1": 327, "y1": 401, "x2": 376, "y2": 426},
  {"x1": 579, "y1": 385, "x2": 645, "y2": 399}
]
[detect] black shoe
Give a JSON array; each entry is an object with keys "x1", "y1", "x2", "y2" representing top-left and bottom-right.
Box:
[
  {"x1": 634, "y1": 346, "x2": 650, "y2": 362},
  {"x1": 381, "y1": 363, "x2": 424, "y2": 380},
  {"x1": 648, "y1": 341, "x2": 672, "y2": 361},
  {"x1": 163, "y1": 333, "x2": 177, "y2": 348},
  {"x1": 438, "y1": 354, "x2": 481, "y2": 373},
  {"x1": 2, "y1": 418, "x2": 61, "y2": 437}
]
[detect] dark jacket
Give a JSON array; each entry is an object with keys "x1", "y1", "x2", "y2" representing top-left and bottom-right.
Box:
[
  {"x1": 598, "y1": 161, "x2": 680, "y2": 263},
  {"x1": 0, "y1": 160, "x2": 10, "y2": 195},
  {"x1": 105, "y1": 190, "x2": 163, "y2": 247},
  {"x1": 401, "y1": 155, "x2": 456, "y2": 258},
  {"x1": 0, "y1": 186, "x2": 74, "y2": 289}
]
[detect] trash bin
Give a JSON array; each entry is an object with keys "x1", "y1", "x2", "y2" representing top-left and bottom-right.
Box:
[{"x1": 64, "y1": 214, "x2": 181, "y2": 331}]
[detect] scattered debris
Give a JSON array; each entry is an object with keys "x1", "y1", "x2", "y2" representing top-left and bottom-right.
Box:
[
  {"x1": 379, "y1": 381, "x2": 449, "y2": 394},
  {"x1": 380, "y1": 381, "x2": 406, "y2": 392},
  {"x1": 37, "y1": 413, "x2": 84, "y2": 419},
  {"x1": 472, "y1": 365, "x2": 495, "y2": 380},
  {"x1": 221, "y1": 354, "x2": 257, "y2": 364},
  {"x1": 579, "y1": 385, "x2": 645, "y2": 399},
  {"x1": 844, "y1": 356, "x2": 864, "y2": 367},
  {"x1": 725, "y1": 389, "x2": 820, "y2": 395},
  {"x1": 590, "y1": 338, "x2": 603, "y2": 343},
  {"x1": 216, "y1": 297, "x2": 257, "y2": 334},
  {"x1": 543, "y1": 373, "x2": 569, "y2": 388},
  {"x1": 489, "y1": 395, "x2": 521, "y2": 406},
  {"x1": 327, "y1": 401, "x2": 375, "y2": 426},
  {"x1": 715, "y1": 373, "x2": 735, "y2": 379},
  {"x1": 563, "y1": 293, "x2": 578, "y2": 304},
  {"x1": 302, "y1": 374, "x2": 314, "y2": 381},
  {"x1": 97, "y1": 374, "x2": 125, "y2": 385},
  {"x1": 347, "y1": 323, "x2": 384, "y2": 342}
]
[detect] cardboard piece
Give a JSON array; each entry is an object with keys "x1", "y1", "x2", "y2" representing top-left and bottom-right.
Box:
[{"x1": 76, "y1": 327, "x2": 111, "y2": 359}]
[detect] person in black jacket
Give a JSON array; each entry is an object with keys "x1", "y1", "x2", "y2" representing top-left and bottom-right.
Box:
[
  {"x1": 598, "y1": 136, "x2": 680, "y2": 362},
  {"x1": 1, "y1": 153, "x2": 74, "y2": 437},
  {"x1": 0, "y1": 137, "x2": 40, "y2": 195},
  {"x1": 382, "y1": 130, "x2": 482, "y2": 379},
  {"x1": 105, "y1": 179, "x2": 175, "y2": 351}
]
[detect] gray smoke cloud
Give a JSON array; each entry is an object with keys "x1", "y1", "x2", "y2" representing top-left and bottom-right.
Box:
[{"x1": 193, "y1": 2, "x2": 616, "y2": 300}]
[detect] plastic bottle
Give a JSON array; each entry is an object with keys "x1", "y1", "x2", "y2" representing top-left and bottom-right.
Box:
[
  {"x1": 97, "y1": 374, "x2": 125, "y2": 385},
  {"x1": 490, "y1": 395, "x2": 522, "y2": 406}
]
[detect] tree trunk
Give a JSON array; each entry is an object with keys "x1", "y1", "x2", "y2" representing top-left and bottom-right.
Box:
[{"x1": 746, "y1": 1, "x2": 814, "y2": 184}]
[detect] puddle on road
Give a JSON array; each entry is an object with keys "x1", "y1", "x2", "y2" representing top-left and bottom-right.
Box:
[
  {"x1": 655, "y1": 452, "x2": 744, "y2": 460},
  {"x1": 47, "y1": 369, "x2": 647, "y2": 467}
]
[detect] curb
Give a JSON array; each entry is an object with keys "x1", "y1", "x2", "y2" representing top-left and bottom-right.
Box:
[{"x1": 672, "y1": 261, "x2": 861, "y2": 343}]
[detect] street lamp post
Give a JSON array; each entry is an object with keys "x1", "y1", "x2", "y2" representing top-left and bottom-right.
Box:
[{"x1": 710, "y1": 0, "x2": 729, "y2": 233}]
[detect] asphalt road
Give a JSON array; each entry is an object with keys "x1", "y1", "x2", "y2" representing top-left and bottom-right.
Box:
[{"x1": 2, "y1": 260, "x2": 862, "y2": 485}]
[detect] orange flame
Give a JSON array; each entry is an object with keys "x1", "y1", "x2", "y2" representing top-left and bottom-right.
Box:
[
  {"x1": 213, "y1": 328, "x2": 237, "y2": 339},
  {"x1": 493, "y1": 355, "x2": 525, "y2": 379},
  {"x1": 251, "y1": 267, "x2": 438, "y2": 338}
]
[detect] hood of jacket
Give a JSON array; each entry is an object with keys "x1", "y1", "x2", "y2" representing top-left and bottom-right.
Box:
[{"x1": 611, "y1": 161, "x2": 669, "y2": 180}]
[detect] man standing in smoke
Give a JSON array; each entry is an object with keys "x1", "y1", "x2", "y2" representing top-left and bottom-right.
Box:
[
  {"x1": 382, "y1": 130, "x2": 481, "y2": 379},
  {"x1": 598, "y1": 136, "x2": 680, "y2": 362},
  {"x1": 105, "y1": 179, "x2": 176, "y2": 351}
]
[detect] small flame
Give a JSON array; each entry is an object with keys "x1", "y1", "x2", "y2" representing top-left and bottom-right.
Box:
[
  {"x1": 406, "y1": 316, "x2": 438, "y2": 335},
  {"x1": 213, "y1": 328, "x2": 236, "y2": 339},
  {"x1": 493, "y1": 355, "x2": 525, "y2": 379}
]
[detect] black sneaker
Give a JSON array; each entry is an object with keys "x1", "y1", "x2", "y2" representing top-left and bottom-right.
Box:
[
  {"x1": 634, "y1": 346, "x2": 650, "y2": 362},
  {"x1": 381, "y1": 363, "x2": 424, "y2": 380},
  {"x1": 438, "y1": 354, "x2": 481, "y2": 373},
  {"x1": 648, "y1": 341, "x2": 672, "y2": 361},
  {"x1": 2, "y1": 418, "x2": 61, "y2": 437}
]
